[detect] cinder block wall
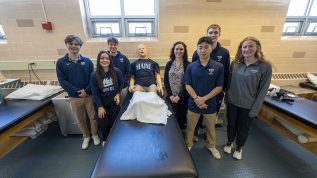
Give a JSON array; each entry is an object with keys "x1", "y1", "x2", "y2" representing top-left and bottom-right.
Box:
[{"x1": 0, "y1": 0, "x2": 317, "y2": 81}]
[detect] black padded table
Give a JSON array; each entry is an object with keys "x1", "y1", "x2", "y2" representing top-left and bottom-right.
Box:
[
  {"x1": 0, "y1": 98, "x2": 53, "y2": 133},
  {"x1": 0, "y1": 94, "x2": 59, "y2": 158},
  {"x1": 263, "y1": 96, "x2": 317, "y2": 129},
  {"x1": 91, "y1": 98, "x2": 198, "y2": 178},
  {"x1": 257, "y1": 96, "x2": 317, "y2": 154}
]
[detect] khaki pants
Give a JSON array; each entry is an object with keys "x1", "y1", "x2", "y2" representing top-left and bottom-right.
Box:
[
  {"x1": 69, "y1": 96, "x2": 98, "y2": 138},
  {"x1": 186, "y1": 110, "x2": 217, "y2": 148}
]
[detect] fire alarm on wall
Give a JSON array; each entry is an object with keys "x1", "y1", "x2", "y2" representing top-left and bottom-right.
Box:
[{"x1": 41, "y1": 22, "x2": 52, "y2": 30}]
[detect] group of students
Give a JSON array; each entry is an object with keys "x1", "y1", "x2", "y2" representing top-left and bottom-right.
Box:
[{"x1": 56, "y1": 23, "x2": 272, "y2": 161}]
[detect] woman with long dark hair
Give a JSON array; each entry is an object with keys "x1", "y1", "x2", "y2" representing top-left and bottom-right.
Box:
[
  {"x1": 90, "y1": 50, "x2": 123, "y2": 144},
  {"x1": 164, "y1": 41, "x2": 190, "y2": 129}
]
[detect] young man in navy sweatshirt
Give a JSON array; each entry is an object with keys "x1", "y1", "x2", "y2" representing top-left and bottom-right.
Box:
[{"x1": 56, "y1": 35, "x2": 100, "y2": 150}]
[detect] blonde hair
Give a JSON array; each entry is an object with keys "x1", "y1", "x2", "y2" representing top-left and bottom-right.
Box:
[{"x1": 234, "y1": 36, "x2": 271, "y2": 66}]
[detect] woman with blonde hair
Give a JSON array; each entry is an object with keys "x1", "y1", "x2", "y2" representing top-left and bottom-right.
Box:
[{"x1": 224, "y1": 36, "x2": 272, "y2": 160}]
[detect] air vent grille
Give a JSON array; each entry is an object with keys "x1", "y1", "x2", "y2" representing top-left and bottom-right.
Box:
[{"x1": 272, "y1": 72, "x2": 317, "y2": 80}]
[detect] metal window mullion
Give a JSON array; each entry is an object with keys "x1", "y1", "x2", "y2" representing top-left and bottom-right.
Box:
[
  {"x1": 84, "y1": 0, "x2": 94, "y2": 38},
  {"x1": 304, "y1": 0, "x2": 312, "y2": 16},
  {"x1": 120, "y1": 0, "x2": 125, "y2": 37}
]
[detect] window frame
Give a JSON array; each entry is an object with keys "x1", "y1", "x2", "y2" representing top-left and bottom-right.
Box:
[
  {"x1": 283, "y1": 0, "x2": 317, "y2": 36},
  {"x1": 83, "y1": 0, "x2": 158, "y2": 38},
  {"x1": 0, "y1": 25, "x2": 6, "y2": 40}
]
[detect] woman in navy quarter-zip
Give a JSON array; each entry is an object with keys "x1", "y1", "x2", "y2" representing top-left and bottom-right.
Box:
[
  {"x1": 224, "y1": 37, "x2": 272, "y2": 160},
  {"x1": 90, "y1": 51, "x2": 123, "y2": 145}
]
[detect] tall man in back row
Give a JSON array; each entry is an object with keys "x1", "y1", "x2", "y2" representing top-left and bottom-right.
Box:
[
  {"x1": 107, "y1": 37, "x2": 131, "y2": 103},
  {"x1": 192, "y1": 24, "x2": 230, "y2": 141}
]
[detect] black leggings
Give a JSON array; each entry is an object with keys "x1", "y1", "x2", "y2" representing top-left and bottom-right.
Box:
[
  {"x1": 167, "y1": 96, "x2": 188, "y2": 129},
  {"x1": 226, "y1": 102, "x2": 254, "y2": 147},
  {"x1": 97, "y1": 95, "x2": 120, "y2": 141}
]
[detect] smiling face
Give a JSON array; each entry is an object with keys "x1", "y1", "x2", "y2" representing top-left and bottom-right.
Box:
[
  {"x1": 66, "y1": 40, "x2": 81, "y2": 55},
  {"x1": 108, "y1": 42, "x2": 118, "y2": 55},
  {"x1": 99, "y1": 52, "x2": 111, "y2": 69},
  {"x1": 197, "y1": 42, "x2": 212, "y2": 61},
  {"x1": 241, "y1": 40, "x2": 257, "y2": 59},
  {"x1": 174, "y1": 43, "x2": 185, "y2": 59},
  {"x1": 137, "y1": 44, "x2": 147, "y2": 59},
  {"x1": 206, "y1": 27, "x2": 220, "y2": 43}
]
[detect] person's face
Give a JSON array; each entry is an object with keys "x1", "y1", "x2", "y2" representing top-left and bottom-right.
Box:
[
  {"x1": 66, "y1": 40, "x2": 81, "y2": 54},
  {"x1": 137, "y1": 44, "x2": 147, "y2": 58},
  {"x1": 108, "y1": 42, "x2": 118, "y2": 54},
  {"x1": 241, "y1": 40, "x2": 257, "y2": 59},
  {"x1": 99, "y1": 53, "x2": 111, "y2": 68},
  {"x1": 174, "y1": 44, "x2": 185, "y2": 59},
  {"x1": 207, "y1": 28, "x2": 220, "y2": 43},
  {"x1": 197, "y1": 42, "x2": 212, "y2": 60}
]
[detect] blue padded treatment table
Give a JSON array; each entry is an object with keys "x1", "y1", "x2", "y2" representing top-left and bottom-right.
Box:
[
  {"x1": 257, "y1": 96, "x2": 317, "y2": 155},
  {"x1": 0, "y1": 97, "x2": 54, "y2": 133},
  {"x1": 263, "y1": 96, "x2": 317, "y2": 129},
  {"x1": 91, "y1": 97, "x2": 198, "y2": 178},
  {"x1": 0, "y1": 94, "x2": 59, "y2": 158}
]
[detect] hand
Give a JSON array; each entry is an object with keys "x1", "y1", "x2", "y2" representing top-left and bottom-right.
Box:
[
  {"x1": 98, "y1": 107, "x2": 106, "y2": 119},
  {"x1": 114, "y1": 94, "x2": 120, "y2": 105},
  {"x1": 129, "y1": 85, "x2": 135, "y2": 93},
  {"x1": 158, "y1": 86, "x2": 164, "y2": 96},
  {"x1": 169, "y1": 95, "x2": 175, "y2": 103},
  {"x1": 77, "y1": 89, "x2": 88, "y2": 97},
  {"x1": 194, "y1": 96, "x2": 206, "y2": 106},
  {"x1": 173, "y1": 96, "x2": 180, "y2": 103},
  {"x1": 198, "y1": 103, "x2": 208, "y2": 109}
]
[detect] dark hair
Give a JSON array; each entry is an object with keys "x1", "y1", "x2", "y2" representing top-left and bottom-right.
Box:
[
  {"x1": 197, "y1": 36, "x2": 212, "y2": 46},
  {"x1": 95, "y1": 50, "x2": 118, "y2": 90},
  {"x1": 234, "y1": 36, "x2": 271, "y2": 66},
  {"x1": 169, "y1": 41, "x2": 188, "y2": 63},
  {"x1": 107, "y1": 37, "x2": 119, "y2": 44},
  {"x1": 64, "y1": 35, "x2": 83, "y2": 46}
]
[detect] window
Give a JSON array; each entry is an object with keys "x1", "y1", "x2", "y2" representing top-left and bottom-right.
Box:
[
  {"x1": 0, "y1": 25, "x2": 6, "y2": 40},
  {"x1": 84, "y1": 0, "x2": 158, "y2": 38},
  {"x1": 283, "y1": 0, "x2": 317, "y2": 36}
]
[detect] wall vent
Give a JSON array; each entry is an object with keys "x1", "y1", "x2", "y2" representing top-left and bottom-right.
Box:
[{"x1": 272, "y1": 72, "x2": 317, "y2": 80}]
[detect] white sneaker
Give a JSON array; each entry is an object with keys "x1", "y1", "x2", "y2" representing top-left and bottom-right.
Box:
[
  {"x1": 188, "y1": 147, "x2": 192, "y2": 151},
  {"x1": 224, "y1": 143, "x2": 233, "y2": 154},
  {"x1": 92, "y1": 135, "x2": 100, "y2": 145},
  {"x1": 82, "y1": 137, "x2": 90, "y2": 150},
  {"x1": 233, "y1": 148, "x2": 243, "y2": 160},
  {"x1": 102, "y1": 141, "x2": 106, "y2": 146},
  {"x1": 208, "y1": 147, "x2": 221, "y2": 160}
]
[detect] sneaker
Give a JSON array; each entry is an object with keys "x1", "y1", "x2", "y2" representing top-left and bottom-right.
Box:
[
  {"x1": 207, "y1": 147, "x2": 221, "y2": 160},
  {"x1": 82, "y1": 137, "x2": 90, "y2": 150},
  {"x1": 224, "y1": 143, "x2": 233, "y2": 154},
  {"x1": 102, "y1": 141, "x2": 106, "y2": 146},
  {"x1": 92, "y1": 135, "x2": 100, "y2": 145},
  {"x1": 233, "y1": 148, "x2": 243, "y2": 160},
  {"x1": 193, "y1": 136, "x2": 199, "y2": 142},
  {"x1": 188, "y1": 147, "x2": 192, "y2": 151}
]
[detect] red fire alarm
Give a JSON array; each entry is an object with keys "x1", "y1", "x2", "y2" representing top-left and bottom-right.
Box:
[{"x1": 41, "y1": 22, "x2": 53, "y2": 30}]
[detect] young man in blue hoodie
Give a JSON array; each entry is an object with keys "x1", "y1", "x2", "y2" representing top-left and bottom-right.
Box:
[
  {"x1": 56, "y1": 35, "x2": 100, "y2": 150},
  {"x1": 107, "y1": 37, "x2": 131, "y2": 103}
]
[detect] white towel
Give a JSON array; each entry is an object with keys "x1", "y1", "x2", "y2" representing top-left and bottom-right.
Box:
[
  {"x1": 5, "y1": 84, "x2": 63, "y2": 100},
  {"x1": 121, "y1": 91, "x2": 172, "y2": 125}
]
